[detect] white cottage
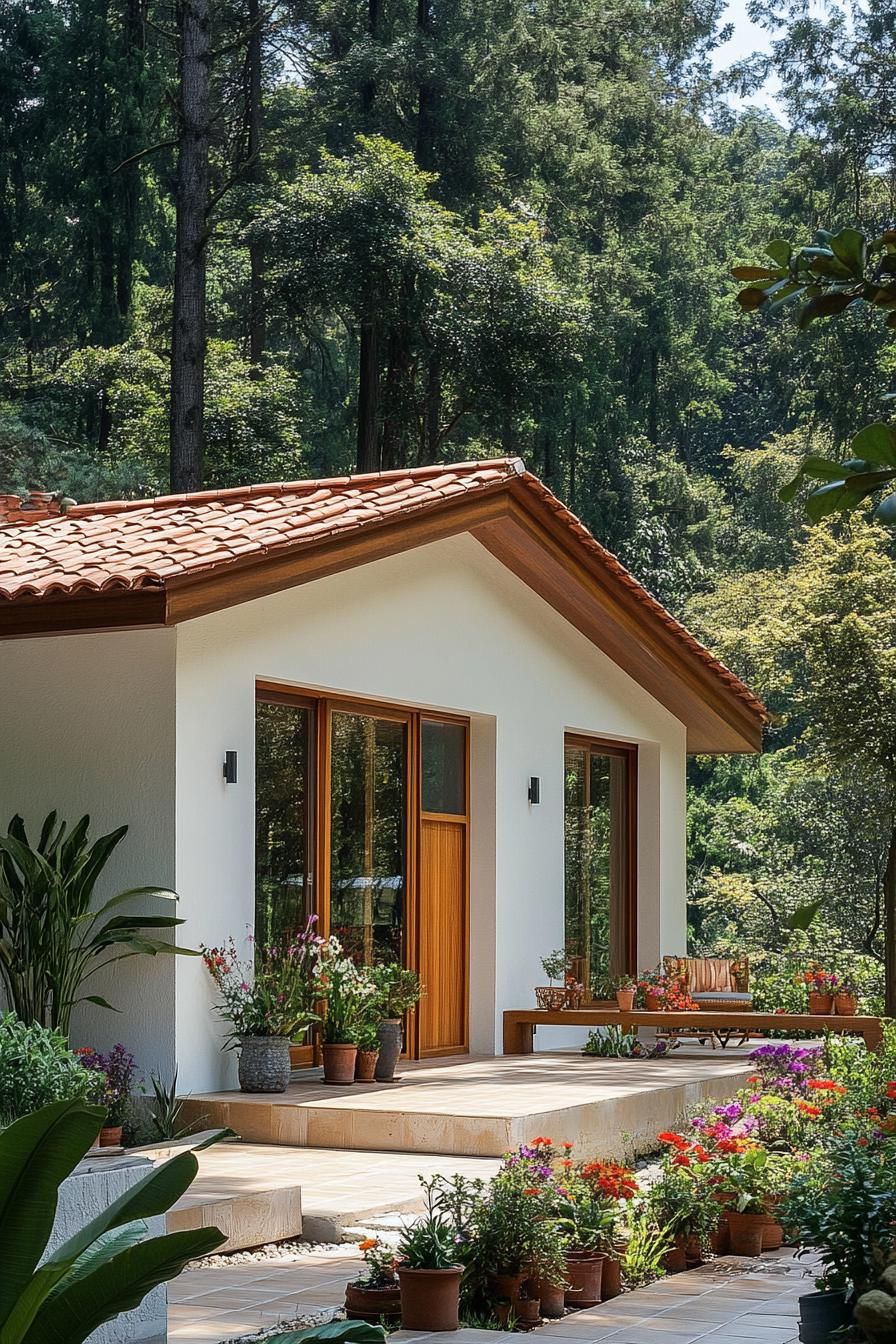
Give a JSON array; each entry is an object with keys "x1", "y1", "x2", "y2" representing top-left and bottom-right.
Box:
[{"x1": 0, "y1": 459, "x2": 766, "y2": 1091}]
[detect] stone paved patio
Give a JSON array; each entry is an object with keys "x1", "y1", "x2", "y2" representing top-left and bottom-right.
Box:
[{"x1": 168, "y1": 1247, "x2": 812, "y2": 1344}]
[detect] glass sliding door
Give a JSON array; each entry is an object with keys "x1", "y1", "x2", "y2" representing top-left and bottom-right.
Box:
[
  {"x1": 255, "y1": 696, "x2": 314, "y2": 946},
  {"x1": 329, "y1": 711, "x2": 407, "y2": 965},
  {"x1": 564, "y1": 737, "x2": 635, "y2": 998}
]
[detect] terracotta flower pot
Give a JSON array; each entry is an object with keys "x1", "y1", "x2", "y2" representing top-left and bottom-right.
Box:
[
  {"x1": 345, "y1": 1281, "x2": 402, "y2": 1323},
  {"x1": 616, "y1": 988, "x2": 635, "y2": 1011},
  {"x1": 761, "y1": 1217, "x2": 784, "y2": 1251},
  {"x1": 398, "y1": 1264, "x2": 463, "y2": 1331},
  {"x1": 663, "y1": 1236, "x2": 688, "y2": 1274},
  {"x1": 516, "y1": 1294, "x2": 541, "y2": 1325},
  {"x1": 488, "y1": 1271, "x2": 526, "y2": 1324},
  {"x1": 600, "y1": 1258, "x2": 622, "y2": 1301},
  {"x1": 564, "y1": 1251, "x2": 606, "y2": 1308},
  {"x1": 709, "y1": 1215, "x2": 730, "y2": 1255},
  {"x1": 644, "y1": 992, "x2": 663, "y2": 1012},
  {"x1": 355, "y1": 1048, "x2": 380, "y2": 1082},
  {"x1": 98, "y1": 1125, "x2": 123, "y2": 1148},
  {"x1": 726, "y1": 1210, "x2": 766, "y2": 1256},
  {"x1": 835, "y1": 993, "x2": 857, "y2": 1016},
  {"x1": 807, "y1": 992, "x2": 833, "y2": 1015},
  {"x1": 531, "y1": 1278, "x2": 565, "y2": 1318},
  {"x1": 322, "y1": 1042, "x2": 358, "y2": 1085},
  {"x1": 684, "y1": 1233, "x2": 704, "y2": 1266}
]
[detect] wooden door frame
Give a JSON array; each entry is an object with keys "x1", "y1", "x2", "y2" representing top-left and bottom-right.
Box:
[
  {"x1": 255, "y1": 682, "x2": 470, "y2": 1059},
  {"x1": 564, "y1": 732, "x2": 639, "y2": 989}
]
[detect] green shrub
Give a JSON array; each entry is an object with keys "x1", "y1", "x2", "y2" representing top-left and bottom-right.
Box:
[{"x1": 0, "y1": 1013, "x2": 98, "y2": 1126}]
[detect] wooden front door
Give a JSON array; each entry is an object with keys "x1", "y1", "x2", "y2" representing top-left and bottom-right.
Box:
[{"x1": 416, "y1": 718, "x2": 469, "y2": 1057}]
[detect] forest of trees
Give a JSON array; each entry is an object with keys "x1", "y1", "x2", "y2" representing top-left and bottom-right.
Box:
[{"x1": 1, "y1": 0, "x2": 895, "y2": 998}]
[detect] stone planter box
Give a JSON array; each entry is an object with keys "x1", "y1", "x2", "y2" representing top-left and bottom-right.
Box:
[{"x1": 44, "y1": 1154, "x2": 167, "y2": 1344}]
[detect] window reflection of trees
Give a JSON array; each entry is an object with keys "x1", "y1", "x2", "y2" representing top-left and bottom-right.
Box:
[
  {"x1": 565, "y1": 745, "x2": 625, "y2": 998},
  {"x1": 255, "y1": 700, "x2": 311, "y2": 947}
]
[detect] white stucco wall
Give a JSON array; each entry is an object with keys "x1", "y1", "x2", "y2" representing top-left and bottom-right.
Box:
[
  {"x1": 0, "y1": 534, "x2": 688, "y2": 1092},
  {"x1": 0, "y1": 629, "x2": 178, "y2": 1080},
  {"x1": 174, "y1": 534, "x2": 688, "y2": 1090}
]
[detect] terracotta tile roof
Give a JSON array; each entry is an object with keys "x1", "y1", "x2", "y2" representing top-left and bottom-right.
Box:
[{"x1": 0, "y1": 458, "x2": 766, "y2": 724}]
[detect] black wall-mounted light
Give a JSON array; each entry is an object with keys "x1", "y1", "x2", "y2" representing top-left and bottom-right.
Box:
[
  {"x1": 528, "y1": 776, "x2": 541, "y2": 805},
  {"x1": 223, "y1": 750, "x2": 238, "y2": 784}
]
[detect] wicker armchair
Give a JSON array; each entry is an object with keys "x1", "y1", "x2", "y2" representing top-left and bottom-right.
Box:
[{"x1": 663, "y1": 955, "x2": 753, "y2": 1011}]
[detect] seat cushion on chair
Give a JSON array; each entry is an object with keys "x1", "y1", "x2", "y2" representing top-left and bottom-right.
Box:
[{"x1": 692, "y1": 990, "x2": 753, "y2": 1009}]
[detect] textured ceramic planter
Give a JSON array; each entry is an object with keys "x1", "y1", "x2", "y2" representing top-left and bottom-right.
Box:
[
  {"x1": 807, "y1": 992, "x2": 833, "y2": 1015},
  {"x1": 644, "y1": 992, "x2": 663, "y2": 1012},
  {"x1": 344, "y1": 1281, "x2": 402, "y2": 1323},
  {"x1": 322, "y1": 1042, "x2": 358, "y2": 1085},
  {"x1": 398, "y1": 1264, "x2": 463, "y2": 1331},
  {"x1": 535, "y1": 986, "x2": 567, "y2": 1010},
  {"x1": 615, "y1": 988, "x2": 635, "y2": 1011},
  {"x1": 355, "y1": 1048, "x2": 380, "y2": 1082},
  {"x1": 663, "y1": 1237, "x2": 687, "y2": 1274},
  {"x1": 761, "y1": 1217, "x2": 784, "y2": 1251},
  {"x1": 374, "y1": 1020, "x2": 403, "y2": 1081},
  {"x1": 238, "y1": 1035, "x2": 291, "y2": 1093},
  {"x1": 835, "y1": 993, "x2": 857, "y2": 1016},
  {"x1": 564, "y1": 1252, "x2": 606, "y2": 1308}
]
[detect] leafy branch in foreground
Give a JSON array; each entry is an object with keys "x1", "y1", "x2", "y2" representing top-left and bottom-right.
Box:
[
  {"x1": 0, "y1": 811, "x2": 197, "y2": 1035},
  {"x1": 733, "y1": 227, "x2": 896, "y2": 523}
]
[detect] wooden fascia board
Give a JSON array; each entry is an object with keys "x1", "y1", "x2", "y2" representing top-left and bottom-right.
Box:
[
  {"x1": 0, "y1": 586, "x2": 166, "y2": 637},
  {"x1": 473, "y1": 490, "x2": 762, "y2": 754}
]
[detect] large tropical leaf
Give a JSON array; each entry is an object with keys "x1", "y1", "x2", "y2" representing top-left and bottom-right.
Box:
[
  {"x1": 0, "y1": 1101, "x2": 104, "y2": 1324},
  {"x1": 4, "y1": 1148, "x2": 205, "y2": 1338},
  {"x1": 266, "y1": 1323, "x2": 387, "y2": 1344},
  {"x1": 20, "y1": 1228, "x2": 226, "y2": 1344}
]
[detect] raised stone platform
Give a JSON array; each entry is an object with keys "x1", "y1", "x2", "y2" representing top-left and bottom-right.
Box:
[{"x1": 179, "y1": 1051, "x2": 752, "y2": 1161}]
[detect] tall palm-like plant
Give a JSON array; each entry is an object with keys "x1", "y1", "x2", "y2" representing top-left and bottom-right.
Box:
[
  {"x1": 0, "y1": 1099, "x2": 226, "y2": 1343},
  {"x1": 0, "y1": 811, "x2": 195, "y2": 1034}
]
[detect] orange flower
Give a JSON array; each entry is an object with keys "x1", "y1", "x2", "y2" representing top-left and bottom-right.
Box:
[
  {"x1": 658, "y1": 1131, "x2": 687, "y2": 1149},
  {"x1": 796, "y1": 1100, "x2": 822, "y2": 1117},
  {"x1": 672, "y1": 1153, "x2": 691, "y2": 1167},
  {"x1": 523, "y1": 1187, "x2": 540, "y2": 1196},
  {"x1": 560, "y1": 1159, "x2": 572, "y2": 1169},
  {"x1": 358, "y1": 1238, "x2": 378, "y2": 1251},
  {"x1": 563, "y1": 1142, "x2": 574, "y2": 1150},
  {"x1": 807, "y1": 1080, "x2": 846, "y2": 1095}
]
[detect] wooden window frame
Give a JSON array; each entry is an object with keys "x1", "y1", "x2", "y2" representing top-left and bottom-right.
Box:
[
  {"x1": 564, "y1": 732, "x2": 638, "y2": 997},
  {"x1": 255, "y1": 681, "x2": 470, "y2": 1059}
]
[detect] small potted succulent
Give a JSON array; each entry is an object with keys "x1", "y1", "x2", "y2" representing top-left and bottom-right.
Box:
[
  {"x1": 535, "y1": 950, "x2": 570, "y2": 1011},
  {"x1": 345, "y1": 1237, "x2": 401, "y2": 1323},
  {"x1": 396, "y1": 1185, "x2": 464, "y2": 1331},
  {"x1": 202, "y1": 919, "x2": 323, "y2": 1092},
  {"x1": 77, "y1": 1043, "x2": 138, "y2": 1146},
  {"x1": 369, "y1": 963, "x2": 424, "y2": 1082}
]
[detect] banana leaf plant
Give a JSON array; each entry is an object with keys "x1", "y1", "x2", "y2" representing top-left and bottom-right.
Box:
[
  {"x1": 268, "y1": 1324, "x2": 387, "y2": 1344},
  {"x1": 0, "y1": 1099, "x2": 226, "y2": 1344},
  {"x1": 0, "y1": 811, "x2": 197, "y2": 1035}
]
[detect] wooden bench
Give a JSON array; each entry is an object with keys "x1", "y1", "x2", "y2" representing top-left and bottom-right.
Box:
[{"x1": 502, "y1": 1007, "x2": 884, "y2": 1054}]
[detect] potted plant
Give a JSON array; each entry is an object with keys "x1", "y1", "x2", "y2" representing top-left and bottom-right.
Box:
[
  {"x1": 712, "y1": 1147, "x2": 770, "y2": 1256},
  {"x1": 637, "y1": 967, "x2": 668, "y2": 1012},
  {"x1": 470, "y1": 1149, "x2": 565, "y2": 1321},
  {"x1": 575, "y1": 1158, "x2": 639, "y2": 1300},
  {"x1": 369, "y1": 963, "x2": 424, "y2": 1082},
  {"x1": 202, "y1": 918, "x2": 323, "y2": 1092},
  {"x1": 564, "y1": 972, "x2": 585, "y2": 1009},
  {"x1": 800, "y1": 964, "x2": 838, "y2": 1014},
  {"x1": 76, "y1": 1043, "x2": 138, "y2": 1146},
  {"x1": 396, "y1": 1184, "x2": 464, "y2": 1331},
  {"x1": 614, "y1": 975, "x2": 637, "y2": 1012},
  {"x1": 554, "y1": 1180, "x2": 615, "y2": 1306},
  {"x1": 345, "y1": 1236, "x2": 401, "y2": 1323},
  {"x1": 319, "y1": 944, "x2": 376, "y2": 1084},
  {"x1": 646, "y1": 1162, "x2": 720, "y2": 1271},
  {"x1": 354, "y1": 1022, "x2": 381, "y2": 1082},
  {"x1": 781, "y1": 1137, "x2": 896, "y2": 1343},
  {"x1": 535, "y1": 950, "x2": 569, "y2": 1010},
  {"x1": 834, "y1": 973, "x2": 859, "y2": 1016}
]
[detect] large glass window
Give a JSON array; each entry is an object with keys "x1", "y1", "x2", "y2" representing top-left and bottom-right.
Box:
[
  {"x1": 329, "y1": 712, "x2": 406, "y2": 965},
  {"x1": 421, "y1": 720, "x2": 466, "y2": 815},
  {"x1": 255, "y1": 698, "x2": 313, "y2": 946},
  {"x1": 564, "y1": 739, "x2": 634, "y2": 998}
]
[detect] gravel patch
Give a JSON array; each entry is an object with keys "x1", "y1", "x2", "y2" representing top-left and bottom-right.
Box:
[
  {"x1": 211, "y1": 1305, "x2": 343, "y2": 1343},
  {"x1": 188, "y1": 1239, "x2": 361, "y2": 1271}
]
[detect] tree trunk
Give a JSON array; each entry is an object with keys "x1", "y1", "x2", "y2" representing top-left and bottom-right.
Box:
[
  {"x1": 419, "y1": 353, "x2": 441, "y2": 464},
  {"x1": 356, "y1": 317, "x2": 380, "y2": 472},
  {"x1": 117, "y1": 0, "x2": 148, "y2": 324},
  {"x1": 885, "y1": 822, "x2": 896, "y2": 1017},
  {"x1": 170, "y1": 0, "x2": 212, "y2": 493},
  {"x1": 415, "y1": 0, "x2": 435, "y2": 170},
  {"x1": 246, "y1": 0, "x2": 265, "y2": 370},
  {"x1": 361, "y1": 0, "x2": 382, "y2": 119}
]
